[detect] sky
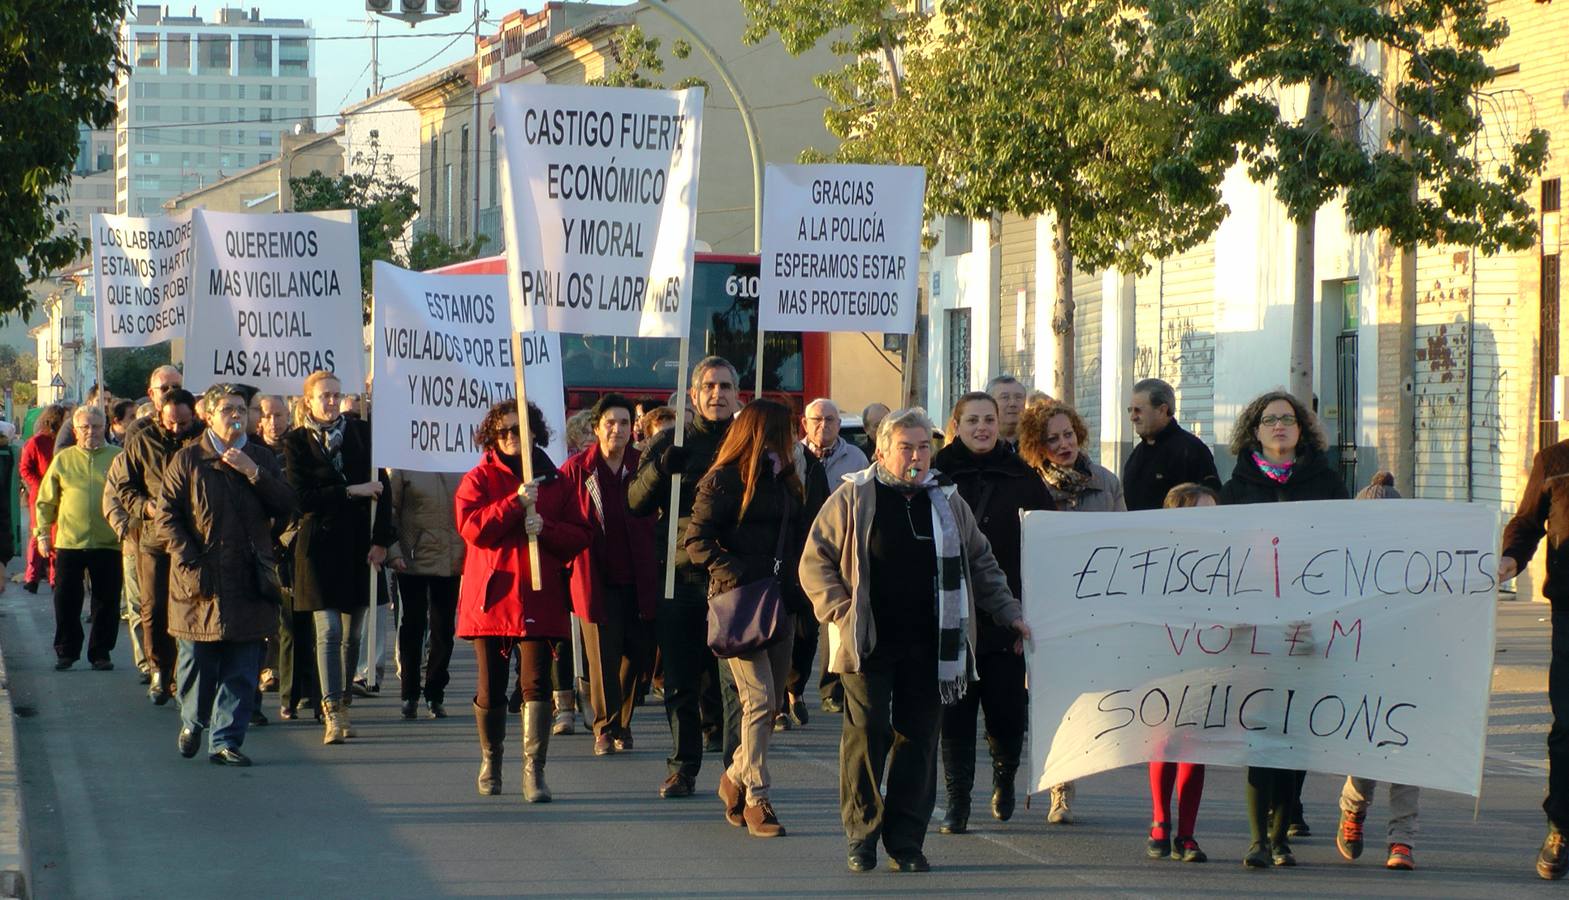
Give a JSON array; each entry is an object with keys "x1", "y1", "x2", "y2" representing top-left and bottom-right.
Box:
[{"x1": 249, "y1": 1, "x2": 631, "y2": 123}]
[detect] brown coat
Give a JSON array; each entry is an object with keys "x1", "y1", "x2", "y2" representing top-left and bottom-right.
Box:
[
  {"x1": 155, "y1": 433, "x2": 298, "y2": 642},
  {"x1": 386, "y1": 470, "x2": 465, "y2": 576}
]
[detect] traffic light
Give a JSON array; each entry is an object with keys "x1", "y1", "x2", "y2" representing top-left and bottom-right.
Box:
[
  {"x1": 434, "y1": 0, "x2": 462, "y2": 12},
  {"x1": 400, "y1": 0, "x2": 427, "y2": 14},
  {"x1": 365, "y1": 0, "x2": 393, "y2": 10}
]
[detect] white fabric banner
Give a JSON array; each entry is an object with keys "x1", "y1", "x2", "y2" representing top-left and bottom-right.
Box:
[
  {"x1": 370, "y1": 262, "x2": 566, "y2": 471},
  {"x1": 495, "y1": 83, "x2": 703, "y2": 338},
  {"x1": 1021, "y1": 499, "x2": 1500, "y2": 797},
  {"x1": 90, "y1": 212, "x2": 195, "y2": 347},
  {"x1": 184, "y1": 209, "x2": 365, "y2": 395},
  {"x1": 758, "y1": 163, "x2": 924, "y2": 334}
]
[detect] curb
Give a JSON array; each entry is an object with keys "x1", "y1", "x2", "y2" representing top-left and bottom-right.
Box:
[{"x1": 0, "y1": 642, "x2": 29, "y2": 899}]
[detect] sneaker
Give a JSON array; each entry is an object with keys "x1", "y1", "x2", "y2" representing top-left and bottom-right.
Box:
[
  {"x1": 1386, "y1": 843, "x2": 1414, "y2": 871},
  {"x1": 1271, "y1": 843, "x2": 1296, "y2": 867},
  {"x1": 821, "y1": 696, "x2": 843, "y2": 714},
  {"x1": 1147, "y1": 822, "x2": 1170, "y2": 859},
  {"x1": 1540, "y1": 827, "x2": 1568, "y2": 880},
  {"x1": 773, "y1": 713, "x2": 792, "y2": 732},
  {"x1": 743, "y1": 799, "x2": 785, "y2": 837},
  {"x1": 1242, "y1": 842, "x2": 1270, "y2": 868},
  {"x1": 350, "y1": 680, "x2": 372, "y2": 698},
  {"x1": 1173, "y1": 836, "x2": 1207, "y2": 863},
  {"x1": 427, "y1": 701, "x2": 447, "y2": 719},
  {"x1": 1337, "y1": 809, "x2": 1365, "y2": 860},
  {"x1": 1047, "y1": 784, "x2": 1073, "y2": 824},
  {"x1": 789, "y1": 696, "x2": 809, "y2": 727}
]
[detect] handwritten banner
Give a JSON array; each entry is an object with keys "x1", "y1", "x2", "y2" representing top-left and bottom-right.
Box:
[
  {"x1": 759, "y1": 163, "x2": 924, "y2": 334},
  {"x1": 370, "y1": 262, "x2": 566, "y2": 471},
  {"x1": 90, "y1": 212, "x2": 195, "y2": 347},
  {"x1": 1021, "y1": 499, "x2": 1500, "y2": 797},
  {"x1": 184, "y1": 209, "x2": 364, "y2": 395},
  {"x1": 494, "y1": 83, "x2": 703, "y2": 338}
]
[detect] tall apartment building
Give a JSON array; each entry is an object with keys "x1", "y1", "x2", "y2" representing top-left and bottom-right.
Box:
[
  {"x1": 61, "y1": 124, "x2": 117, "y2": 239},
  {"x1": 115, "y1": 5, "x2": 316, "y2": 216}
]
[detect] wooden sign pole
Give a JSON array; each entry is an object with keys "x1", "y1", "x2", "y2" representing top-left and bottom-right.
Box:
[{"x1": 509, "y1": 331, "x2": 544, "y2": 591}]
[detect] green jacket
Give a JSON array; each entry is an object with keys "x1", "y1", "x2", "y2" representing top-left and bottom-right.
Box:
[{"x1": 35, "y1": 444, "x2": 122, "y2": 551}]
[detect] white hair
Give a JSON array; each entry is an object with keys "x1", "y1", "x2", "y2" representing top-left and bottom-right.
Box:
[{"x1": 876, "y1": 407, "x2": 935, "y2": 453}]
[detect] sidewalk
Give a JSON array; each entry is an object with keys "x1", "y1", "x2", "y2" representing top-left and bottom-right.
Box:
[{"x1": 0, "y1": 575, "x2": 29, "y2": 899}]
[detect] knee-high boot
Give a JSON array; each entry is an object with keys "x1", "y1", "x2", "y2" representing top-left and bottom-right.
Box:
[
  {"x1": 938, "y1": 737, "x2": 974, "y2": 834},
  {"x1": 523, "y1": 700, "x2": 553, "y2": 802},
  {"x1": 989, "y1": 733, "x2": 1022, "y2": 822},
  {"x1": 474, "y1": 701, "x2": 505, "y2": 796}
]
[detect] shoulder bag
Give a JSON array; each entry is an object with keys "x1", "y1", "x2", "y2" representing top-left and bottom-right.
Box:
[{"x1": 706, "y1": 514, "x2": 789, "y2": 659}]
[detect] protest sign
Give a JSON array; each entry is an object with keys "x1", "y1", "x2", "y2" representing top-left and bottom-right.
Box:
[
  {"x1": 1021, "y1": 499, "x2": 1500, "y2": 797},
  {"x1": 91, "y1": 212, "x2": 195, "y2": 347},
  {"x1": 758, "y1": 163, "x2": 924, "y2": 334},
  {"x1": 184, "y1": 209, "x2": 364, "y2": 394},
  {"x1": 494, "y1": 83, "x2": 704, "y2": 338},
  {"x1": 370, "y1": 262, "x2": 566, "y2": 472}
]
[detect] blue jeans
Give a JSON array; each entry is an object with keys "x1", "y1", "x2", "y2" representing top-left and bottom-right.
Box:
[
  {"x1": 176, "y1": 639, "x2": 265, "y2": 752},
  {"x1": 314, "y1": 608, "x2": 367, "y2": 704}
]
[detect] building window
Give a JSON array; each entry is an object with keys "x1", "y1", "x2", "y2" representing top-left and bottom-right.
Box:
[
  {"x1": 946, "y1": 308, "x2": 972, "y2": 406},
  {"x1": 167, "y1": 33, "x2": 191, "y2": 71},
  {"x1": 199, "y1": 34, "x2": 231, "y2": 74},
  {"x1": 488, "y1": 129, "x2": 498, "y2": 205},
  {"x1": 238, "y1": 34, "x2": 272, "y2": 76},
  {"x1": 135, "y1": 33, "x2": 160, "y2": 68},
  {"x1": 259, "y1": 133, "x2": 272, "y2": 146},
  {"x1": 260, "y1": 85, "x2": 272, "y2": 101},
  {"x1": 943, "y1": 215, "x2": 972, "y2": 256},
  {"x1": 460, "y1": 125, "x2": 470, "y2": 238},
  {"x1": 444, "y1": 163, "x2": 454, "y2": 238},
  {"x1": 279, "y1": 37, "x2": 308, "y2": 76}
]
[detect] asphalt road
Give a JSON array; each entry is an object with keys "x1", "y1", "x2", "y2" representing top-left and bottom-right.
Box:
[{"x1": 0, "y1": 587, "x2": 1563, "y2": 899}]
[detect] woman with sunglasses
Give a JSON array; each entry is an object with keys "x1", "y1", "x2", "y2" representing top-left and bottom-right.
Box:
[{"x1": 1221, "y1": 390, "x2": 1348, "y2": 867}]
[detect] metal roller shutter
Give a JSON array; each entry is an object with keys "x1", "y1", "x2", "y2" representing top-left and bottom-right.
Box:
[
  {"x1": 997, "y1": 213, "x2": 1035, "y2": 385},
  {"x1": 1413, "y1": 248, "x2": 1472, "y2": 501},
  {"x1": 1158, "y1": 240, "x2": 1217, "y2": 442},
  {"x1": 1073, "y1": 268, "x2": 1104, "y2": 455}
]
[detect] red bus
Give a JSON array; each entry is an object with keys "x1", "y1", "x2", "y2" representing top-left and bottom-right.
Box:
[{"x1": 432, "y1": 253, "x2": 829, "y2": 414}]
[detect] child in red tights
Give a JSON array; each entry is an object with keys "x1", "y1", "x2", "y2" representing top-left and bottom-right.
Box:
[{"x1": 1147, "y1": 482, "x2": 1218, "y2": 862}]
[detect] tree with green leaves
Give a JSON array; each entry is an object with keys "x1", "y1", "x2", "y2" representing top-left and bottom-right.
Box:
[
  {"x1": 290, "y1": 169, "x2": 419, "y2": 319},
  {"x1": 0, "y1": 345, "x2": 39, "y2": 409},
  {"x1": 100, "y1": 342, "x2": 172, "y2": 400},
  {"x1": 589, "y1": 23, "x2": 702, "y2": 90},
  {"x1": 1210, "y1": 0, "x2": 1548, "y2": 401},
  {"x1": 746, "y1": 0, "x2": 1250, "y2": 404},
  {"x1": 0, "y1": 0, "x2": 122, "y2": 316},
  {"x1": 406, "y1": 230, "x2": 490, "y2": 273}
]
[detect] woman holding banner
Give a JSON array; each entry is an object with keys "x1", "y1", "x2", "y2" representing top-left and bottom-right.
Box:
[
  {"x1": 1017, "y1": 400, "x2": 1125, "y2": 826},
  {"x1": 930, "y1": 392, "x2": 1052, "y2": 835},
  {"x1": 283, "y1": 370, "x2": 395, "y2": 746},
  {"x1": 456, "y1": 400, "x2": 590, "y2": 802},
  {"x1": 685, "y1": 399, "x2": 809, "y2": 839},
  {"x1": 1220, "y1": 389, "x2": 1348, "y2": 867}
]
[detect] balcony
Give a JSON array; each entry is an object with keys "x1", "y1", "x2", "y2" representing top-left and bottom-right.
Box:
[{"x1": 478, "y1": 205, "x2": 502, "y2": 249}]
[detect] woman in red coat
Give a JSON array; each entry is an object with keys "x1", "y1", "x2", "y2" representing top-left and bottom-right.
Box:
[
  {"x1": 457, "y1": 399, "x2": 590, "y2": 803},
  {"x1": 20, "y1": 405, "x2": 67, "y2": 592}
]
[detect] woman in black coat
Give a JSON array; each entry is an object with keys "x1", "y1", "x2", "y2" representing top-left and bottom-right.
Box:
[
  {"x1": 1221, "y1": 390, "x2": 1348, "y2": 868},
  {"x1": 930, "y1": 391, "x2": 1053, "y2": 835},
  {"x1": 282, "y1": 371, "x2": 394, "y2": 745},
  {"x1": 684, "y1": 399, "x2": 808, "y2": 839}
]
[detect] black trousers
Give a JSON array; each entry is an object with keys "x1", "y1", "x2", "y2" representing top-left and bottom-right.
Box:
[
  {"x1": 277, "y1": 599, "x2": 318, "y2": 711},
  {"x1": 474, "y1": 636, "x2": 551, "y2": 710},
  {"x1": 396, "y1": 574, "x2": 459, "y2": 704},
  {"x1": 939, "y1": 649, "x2": 1027, "y2": 746},
  {"x1": 136, "y1": 550, "x2": 177, "y2": 678},
  {"x1": 1549, "y1": 610, "x2": 1569, "y2": 829},
  {"x1": 818, "y1": 627, "x2": 843, "y2": 704},
  {"x1": 53, "y1": 548, "x2": 122, "y2": 664},
  {"x1": 787, "y1": 611, "x2": 820, "y2": 699},
  {"x1": 840, "y1": 641, "x2": 941, "y2": 855},
  {"x1": 581, "y1": 585, "x2": 654, "y2": 737},
  {"x1": 657, "y1": 597, "x2": 739, "y2": 777}
]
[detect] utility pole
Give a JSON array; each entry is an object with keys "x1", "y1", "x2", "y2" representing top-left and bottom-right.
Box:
[{"x1": 471, "y1": 4, "x2": 482, "y2": 247}]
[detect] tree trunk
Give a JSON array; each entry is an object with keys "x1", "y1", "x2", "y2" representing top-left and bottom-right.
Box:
[
  {"x1": 1052, "y1": 213, "x2": 1075, "y2": 406},
  {"x1": 1288, "y1": 77, "x2": 1329, "y2": 406}
]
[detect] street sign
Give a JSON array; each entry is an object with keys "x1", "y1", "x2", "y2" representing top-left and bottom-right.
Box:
[{"x1": 49, "y1": 374, "x2": 65, "y2": 389}]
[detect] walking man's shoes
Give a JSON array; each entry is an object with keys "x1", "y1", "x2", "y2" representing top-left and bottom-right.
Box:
[
  {"x1": 846, "y1": 841, "x2": 876, "y2": 872},
  {"x1": 177, "y1": 728, "x2": 201, "y2": 758},
  {"x1": 658, "y1": 772, "x2": 694, "y2": 798},
  {"x1": 1539, "y1": 826, "x2": 1568, "y2": 880},
  {"x1": 887, "y1": 851, "x2": 931, "y2": 873},
  {"x1": 209, "y1": 748, "x2": 252, "y2": 767}
]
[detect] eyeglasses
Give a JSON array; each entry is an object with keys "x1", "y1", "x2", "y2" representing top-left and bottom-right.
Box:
[
  {"x1": 1260, "y1": 415, "x2": 1298, "y2": 427},
  {"x1": 804, "y1": 416, "x2": 838, "y2": 424}
]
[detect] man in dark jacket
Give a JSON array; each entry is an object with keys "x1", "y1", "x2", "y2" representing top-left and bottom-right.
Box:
[
  {"x1": 1123, "y1": 378, "x2": 1221, "y2": 511},
  {"x1": 1501, "y1": 440, "x2": 1569, "y2": 879},
  {"x1": 115, "y1": 387, "x2": 203, "y2": 704},
  {"x1": 627, "y1": 355, "x2": 740, "y2": 799},
  {"x1": 157, "y1": 384, "x2": 296, "y2": 766}
]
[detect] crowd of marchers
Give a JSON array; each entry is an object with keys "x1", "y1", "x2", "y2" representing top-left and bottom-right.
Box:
[{"x1": 12, "y1": 355, "x2": 1569, "y2": 880}]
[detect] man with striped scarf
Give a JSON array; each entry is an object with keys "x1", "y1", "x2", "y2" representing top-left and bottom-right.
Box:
[{"x1": 800, "y1": 407, "x2": 1032, "y2": 874}]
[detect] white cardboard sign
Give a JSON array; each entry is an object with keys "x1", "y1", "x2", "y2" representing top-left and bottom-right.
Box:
[
  {"x1": 91, "y1": 212, "x2": 196, "y2": 348},
  {"x1": 370, "y1": 262, "x2": 566, "y2": 471},
  {"x1": 184, "y1": 209, "x2": 365, "y2": 394},
  {"x1": 759, "y1": 163, "x2": 924, "y2": 334},
  {"x1": 1021, "y1": 499, "x2": 1500, "y2": 797},
  {"x1": 495, "y1": 83, "x2": 704, "y2": 338}
]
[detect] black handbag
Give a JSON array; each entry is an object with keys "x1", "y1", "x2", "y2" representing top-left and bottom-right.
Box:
[{"x1": 705, "y1": 515, "x2": 789, "y2": 659}]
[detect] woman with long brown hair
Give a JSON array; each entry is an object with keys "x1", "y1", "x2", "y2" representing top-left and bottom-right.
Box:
[{"x1": 685, "y1": 399, "x2": 808, "y2": 838}]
